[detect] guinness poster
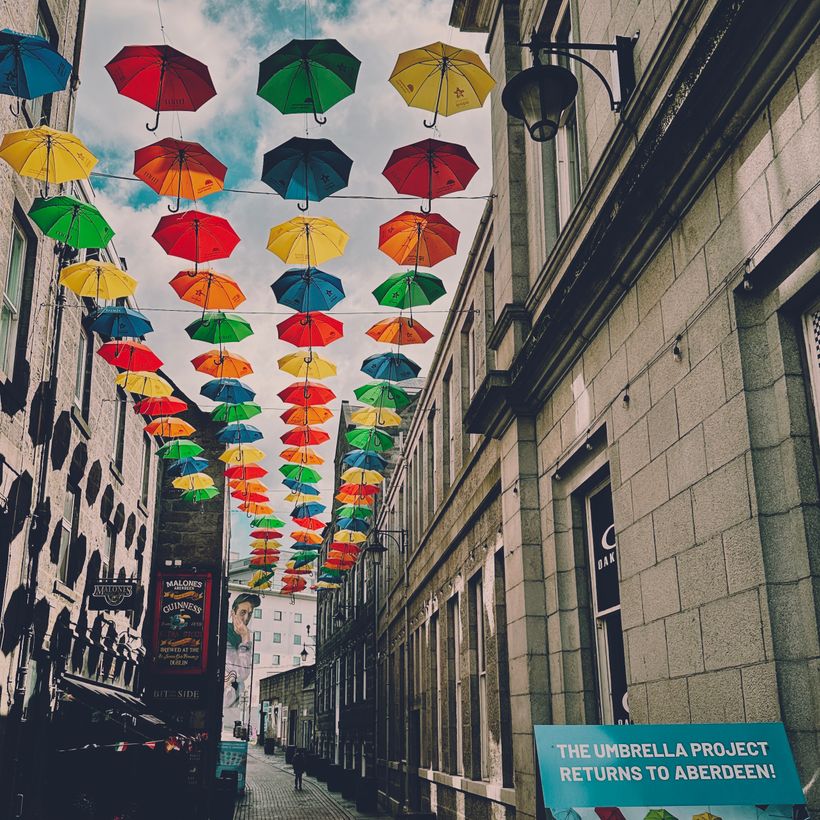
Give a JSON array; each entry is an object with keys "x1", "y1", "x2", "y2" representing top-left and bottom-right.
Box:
[{"x1": 152, "y1": 573, "x2": 212, "y2": 675}]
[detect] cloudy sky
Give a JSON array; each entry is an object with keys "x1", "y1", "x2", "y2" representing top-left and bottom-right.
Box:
[{"x1": 74, "y1": 0, "x2": 492, "y2": 570}]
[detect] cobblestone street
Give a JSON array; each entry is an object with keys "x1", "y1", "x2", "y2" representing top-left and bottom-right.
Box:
[{"x1": 234, "y1": 746, "x2": 388, "y2": 820}]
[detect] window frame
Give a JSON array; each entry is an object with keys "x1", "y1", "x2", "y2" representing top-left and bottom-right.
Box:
[
  {"x1": 112, "y1": 387, "x2": 127, "y2": 473},
  {"x1": 1, "y1": 217, "x2": 28, "y2": 377},
  {"x1": 57, "y1": 482, "x2": 81, "y2": 585}
]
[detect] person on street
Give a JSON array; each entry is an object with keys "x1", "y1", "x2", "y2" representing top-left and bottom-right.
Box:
[{"x1": 292, "y1": 749, "x2": 305, "y2": 791}]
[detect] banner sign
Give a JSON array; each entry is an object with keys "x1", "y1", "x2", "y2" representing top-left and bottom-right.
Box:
[
  {"x1": 88, "y1": 579, "x2": 140, "y2": 610},
  {"x1": 216, "y1": 740, "x2": 249, "y2": 793},
  {"x1": 221, "y1": 591, "x2": 261, "y2": 737},
  {"x1": 152, "y1": 573, "x2": 212, "y2": 675},
  {"x1": 534, "y1": 723, "x2": 805, "y2": 808}
]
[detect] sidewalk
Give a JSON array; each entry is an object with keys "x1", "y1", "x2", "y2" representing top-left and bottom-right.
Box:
[{"x1": 234, "y1": 745, "x2": 389, "y2": 820}]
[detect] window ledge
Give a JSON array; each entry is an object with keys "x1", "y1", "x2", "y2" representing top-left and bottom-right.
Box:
[
  {"x1": 53, "y1": 579, "x2": 79, "y2": 603},
  {"x1": 137, "y1": 499, "x2": 148, "y2": 516},
  {"x1": 416, "y1": 767, "x2": 516, "y2": 806},
  {"x1": 70, "y1": 405, "x2": 91, "y2": 439},
  {"x1": 109, "y1": 462, "x2": 124, "y2": 485}
]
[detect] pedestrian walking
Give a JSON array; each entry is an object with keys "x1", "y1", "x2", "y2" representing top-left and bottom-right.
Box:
[{"x1": 292, "y1": 749, "x2": 305, "y2": 790}]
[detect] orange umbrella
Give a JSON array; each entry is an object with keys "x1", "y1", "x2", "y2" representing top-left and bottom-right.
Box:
[
  {"x1": 192, "y1": 349, "x2": 253, "y2": 378},
  {"x1": 280, "y1": 446, "x2": 324, "y2": 464},
  {"x1": 169, "y1": 268, "x2": 246, "y2": 310},
  {"x1": 238, "y1": 501, "x2": 274, "y2": 515},
  {"x1": 335, "y1": 492, "x2": 374, "y2": 505},
  {"x1": 250, "y1": 553, "x2": 279, "y2": 566},
  {"x1": 144, "y1": 416, "x2": 196, "y2": 437},
  {"x1": 292, "y1": 516, "x2": 325, "y2": 531},
  {"x1": 280, "y1": 405, "x2": 333, "y2": 426},
  {"x1": 338, "y1": 483, "x2": 380, "y2": 496},
  {"x1": 324, "y1": 557, "x2": 355, "y2": 570},
  {"x1": 229, "y1": 479, "x2": 268, "y2": 494},
  {"x1": 378, "y1": 211, "x2": 459, "y2": 268},
  {"x1": 283, "y1": 567, "x2": 312, "y2": 576},
  {"x1": 366, "y1": 316, "x2": 433, "y2": 346},
  {"x1": 291, "y1": 530, "x2": 322, "y2": 545}
]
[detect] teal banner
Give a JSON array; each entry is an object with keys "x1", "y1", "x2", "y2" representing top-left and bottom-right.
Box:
[{"x1": 534, "y1": 723, "x2": 804, "y2": 808}]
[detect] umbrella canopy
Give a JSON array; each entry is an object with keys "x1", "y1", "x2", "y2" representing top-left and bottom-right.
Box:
[
  {"x1": 372, "y1": 270, "x2": 446, "y2": 310},
  {"x1": 248, "y1": 569, "x2": 274, "y2": 589},
  {"x1": 277, "y1": 381, "x2": 336, "y2": 406},
  {"x1": 105, "y1": 44, "x2": 217, "y2": 130},
  {"x1": 249, "y1": 553, "x2": 279, "y2": 567},
  {"x1": 361, "y1": 352, "x2": 421, "y2": 382},
  {"x1": 251, "y1": 515, "x2": 287, "y2": 529},
  {"x1": 271, "y1": 267, "x2": 345, "y2": 312},
  {"x1": 59, "y1": 261, "x2": 136, "y2": 301},
  {"x1": 292, "y1": 530, "x2": 323, "y2": 545},
  {"x1": 281, "y1": 426, "x2": 330, "y2": 446},
  {"x1": 335, "y1": 491, "x2": 374, "y2": 506},
  {"x1": 291, "y1": 501, "x2": 326, "y2": 518},
  {"x1": 115, "y1": 370, "x2": 173, "y2": 397},
  {"x1": 144, "y1": 416, "x2": 196, "y2": 438},
  {"x1": 258, "y1": 38, "x2": 360, "y2": 122},
  {"x1": 99, "y1": 341, "x2": 163, "y2": 373},
  {"x1": 644, "y1": 812, "x2": 677, "y2": 820},
  {"x1": 349, "y1": 406, "x2": 401, "y2": 427},
  {"x1": 277, "y1": 312, "x2": 343, "y2": 348},
  {"x1": 278, "y1": 350, "x2": 337, "y2": 380},
  {"x1": 354, "y1": 381, "x2": 411, "y2": 410},
  {"x1": 595, "y1": 810, "x2": 626, "y2": 820},
  {"x1": 249, "y1": 529, "x2": 282, "y2": 540},
  {"x1": 157, "y1": 439, "x2": 204, "y2": 459},
  {"x1": 153, "y1": 210, "x2": 240, "y2": 264},
  {"x1": 389, "y1": 41, "x2": 494, "y2": 128},
  {"x1": 135, "y1": 395, "x2": 188, "y2": 416},
  {"x1": 338, "y1": 483, "x2": 379, "y2": 497},
  {"x1": 285, "y1": 490, "x2": 320, "y2": 503},
  {"x1": 192, "y1": 349, "x2": 253, "y2": 379},
  {"x1": 329, "y1": 542, "x2": 362, "y2": 557},
  {"x1": 345, "y1": 426, "x2": 395, "y2": 451},
  {"x1": 167, "y1": 456, "x2": 209, "y2": 477},
  {"x1": 280, "y1": 446, "x2": 324, "y2": 465},
  {"x1": 239, "y1": 501, "x2": 274, "y2": 515},
  {"x1": 225, "y1": 464, "x2": 268, "y2": 480},
  {"x1": 267, "y1": 216, "x2": 348, "y2": 266},
  {"x1": 172, "y1": 472, "x2": 214, "y2": 491},
  {"x1": 262, "y1": 137, "x2": 352, "y2": 209},
  {"x1": 232, "y1": 490, "x2": 269, "y2": 503},
  {"x1": 336, "y1": 505, "x2": 374, "y2": 520},
  {"x1": 89, "y1": 306, "x2": 152, "y2": 339},
  {"x1": 212, "y1": 401, "x2": 261, "y2": 423},
  {"x1": 334, "y1": 529, "x2": 367, "y2": 543},
  {"x1": 324, "y1": 557, "x2": 355, "y2": 571},
  {"x1": 366, "y1": 316, "x2": 432, "y2": 346},
  {"x1": 691, "y1": 814, "x2": 721, "y2": 820},
  {"x1": 316, "y1": 581, "x2": 341, "y2": 589},
  {"x1": 341, "y1": 467, "x2": 384, "y2": 485},
  {"x1": 231, "y1": 479, "x2": 269, "y2": 494},
  {"x1": 200, "y1": 377, "x2": 256, "y2": 404},
  {"x1": 0, "y1": 28, "x2": 72, "y2": 102},
  {"x1": 292, "y1": 516, "x2": 325, "y2": 530},
  {"x1": 170, "y1": 268, "x2": 245, "y2": 310},
  {"x1": 134, "y1": 137, "x2": 226, "y2": 211},
  {"x1": 181, "y1": 486, "x2": 219, "y2": 502},
  {"x1": 28, "y1": 196, "x2": 114, "y2": 248},
  {"x1": 280, "y1": 405, "x2": 333, "y2": 426},
  {"x1": 219, "y1": 445, "x2": 265, "y2": 465},
  {"x1": 552, "y1": 811, "x2": 582, "y2": 820},
  {"x1": 342, "y1": 450, "x2": 387, "y2": 471},
  {"x1": 185, "y1": 311, "x2": 253, "y2": 344},
  {"x1": 279, "y1": 464, "x2": 322, "y2": 483},
  {"x1": 336, "y1": 517, "x2": 369, "y2": 533},
  {"x1": 378, "y1": 211, "x2": 459, "y2": 268},
  {"x1": 216, "y1": 423, "x2": 263, "y2": 444}
]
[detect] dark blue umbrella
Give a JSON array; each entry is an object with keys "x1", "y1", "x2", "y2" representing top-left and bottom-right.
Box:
[
  {"x1": 271, "y1": 267, "x2": 345, "y2": 312},
  {"x1": 336, "y1": 517, "x2": 369, "y2": 533},
  {"x1": 0, "y1": 29, "x2": 72, "y2": 112},
  {"x1": 342, "y1": 449, "x2": 387, "y2": 471},
  {"x1": 361, "y1": 352, "x2": 421, "y2": 382},
  {"x1": 262, "y1": 136, "x2": 352, "y2": 211},
  {"x1": 167, "y1": 456, "x2": 209, "y2": 477},
  {"x1": 283, "y1": 478, "x2": 319, "y2": 495},
  {"x1": 291, "y1": 501, "x2": 326, "y2": 518},
  {"x1": 88, "y1": 306, "x2": 153, "y2": 339},
  {"x1": 217, "y1": 422, "x2": 263, "y2": 444},
  {"x1": 200, "y1": 378, "x2": 256, "y2": 404}
]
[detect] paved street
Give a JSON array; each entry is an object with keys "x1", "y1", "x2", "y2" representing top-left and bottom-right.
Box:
[{"x1": 235, "y1": 746, "x2": 388, "y2": 820}]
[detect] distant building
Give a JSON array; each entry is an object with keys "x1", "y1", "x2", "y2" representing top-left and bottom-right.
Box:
[{"x1": 259, "y1": 663, "x2": 316, "y2": 753}]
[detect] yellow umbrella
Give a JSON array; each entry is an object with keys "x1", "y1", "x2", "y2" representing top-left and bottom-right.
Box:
[
  {"x1": 284, "y1": 491, "x2": 321, "y2": 503},
  {"x1": 336, "y1": 492, "x2": 374, "y2": 505},
  {"x1": 0, "y1": 125, "x2": 98, "y2": 194},
  {"x1": 220, "y1": 445, "x2": 266, "y2": 465},
  {"x1": 240, "y1": 501, "x2": 274, "y2": 515},
  {"x1": 350, "y1": 406, "x2": 401, "y2": 427},
  {"x1": 59, "y1": 261, "x2": 137, "y2": 301},
  {"x1": 248, "y1": 570, "x2": 273, "y2": 590},
  {"x1": 115, "y1": 370, "x2": 173, "y2": 397},
  {"x1": 280, "y1": 446, "x2": 324, "y2": 465},
  {"x1": 172, "y1": 473, "x2": 214, "y2": 491},
  {"x1": 334, "y1": 529, "x2": 367, "y2": 544},
  {"x1": 278, "y1": 350, "x2": 337, "y2": 380},
  {"x1": 267, "y1": 216, "x2": 348, "y2": 266},
  {"x1": 315, "y1": 581, "x2": 341, "y2": 589},
  {"x1": 340, "y1": 467, "x2": 384, "y2": 485},
  {"x1": 250, "y1": 539, "x2": 283, "y2": 550},
  {"x1": 389, "y1": 42, "x2": 495, "y2": 128}
]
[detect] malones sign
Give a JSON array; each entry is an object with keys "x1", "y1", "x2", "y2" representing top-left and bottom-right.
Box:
[{"x1": 88, "y1": 579, "x2": 140, "y2": 610}]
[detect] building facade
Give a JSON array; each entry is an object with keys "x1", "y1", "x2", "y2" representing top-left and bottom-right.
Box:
[
  {"x1": 259, "y1": 663, "x2": 316, "y2": 754},
  {"x1": 373, "y1": 1, "x2": 820, "y2": 819}
]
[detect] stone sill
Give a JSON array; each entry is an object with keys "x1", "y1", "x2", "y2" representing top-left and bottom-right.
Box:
[
  {"x1": 53, "y1": 579, "x2": 79, "y2": 603},
  {"x1": 70, "y1": 405, "x2": 91, "y2": 439},
  {"x1": 417, "y1": 766, "x2": 516, "y2": 807},
  {"x1": 109, "y1": 461, "x2": 124, "y2": 485}
]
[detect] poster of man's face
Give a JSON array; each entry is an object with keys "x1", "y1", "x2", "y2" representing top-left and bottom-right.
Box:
[{"x1": 222, "y1": 593, "x2": 260, "y2": 735}]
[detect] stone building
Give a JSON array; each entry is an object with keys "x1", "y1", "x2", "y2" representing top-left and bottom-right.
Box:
[
  {"x1": 259, "y1": 663, "x2": 316, "y2": 754},
  {"x1": 372, "y1": 1, "x2": 820, "y2": 819}
]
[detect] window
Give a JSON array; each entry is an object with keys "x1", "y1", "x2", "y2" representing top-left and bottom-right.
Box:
[
  {"x1": 430, "y1": 611, "x2": 441, "y2": 770},
  {"x1": 73, "y1": 324, "x2": 93, "y2": 419},
  {"x1": 470, "y1": 574, "x2": 488, "y2": 779},
  {"x1": 273, "y1": 632, "x2": 281, "y2": 643},
  {"x1": 140, "y1": 434, "x2": 152, "y2": 506},
  {"x1": 253, "y1": 630, "x2": 262, "y2": 641},
  {"x1": 101, "y1": 524, "x2": 116, "y2": 579},
  {"x1": 24, "y1": 11, "x2": 54, "y2": 126},
  {"x1": 292, "y1": 655, "x2": 300, "y2": 666},
  {"x1": 253, "y1": 609, "x2": 262, "y2": 619},
  {"x1": 293, "y1": 634, "x2": 301, "y2": 645},
  {"x1": 463, "y1": 310, "x2": 477, "y2": 398},
  {"x1": 57, "y1": 483, "x2": 80, "y2": 584},
  {"x1": 804, "y1": 305, "x2": 820, "y2": 441},
  {"x1": 294, "y1": 612, "x2": 302, "y2": 623},
  {"x1": 272, "y1": 654, "x2": 280, "y2": 665},
  {"x1": 427, "y1": 405, "x2": 436, "y2": 515},
  {"x1": 253, "y1": 653, "x2": 260, "y2": 664},
  {"x1": 112, "y1": 388, "x2": 127, "y2": 472},
  {"x1": 1, "y1": 219, "x2": 27, "y2": 376},
  {"x1": 274, "y1": 610, "x2": 282, "y2": 620},
  {"x1": 447, "y1": 594, "x2": 463, "y2": 774}
]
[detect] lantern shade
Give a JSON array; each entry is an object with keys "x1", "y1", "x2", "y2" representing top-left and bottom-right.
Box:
[{"x1": 501, "y1": 63, "x2": 578, "y2": 142}]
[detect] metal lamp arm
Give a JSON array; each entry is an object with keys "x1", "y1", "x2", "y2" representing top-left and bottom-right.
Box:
[{"x1": 542, "y1": 48, "x2": 618, "y2": 110}]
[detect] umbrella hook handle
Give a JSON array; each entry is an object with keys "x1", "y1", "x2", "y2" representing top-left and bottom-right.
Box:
[
  {"x1": 9, "y1": 98, "x2": 21, "y2": 117},
  {"x1": 420, "y1": 199, "x2": 432, "y2": 215},
  {"x1": 312, "y1": 111, "x2": 327, "y2": 126},
  {"x1": 167, "y1": 199, "x2": 181, "y2": 213},
  {"x1": 146, "y1": 109, "x2": 161, "y2": 132},
  {"x1": 297, "y1": 199, "x2": 309, "y2": 212}
]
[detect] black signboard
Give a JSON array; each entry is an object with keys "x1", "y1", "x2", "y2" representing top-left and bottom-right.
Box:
[
  {"x1": 88, "y1": 579, "x2": 140, "y2": 610},
  {"x1": 152, "y1": 573, "x2": 212, "y2": 675},
  {"x1": 588, "y1": 483, "x2": 619, "y2": 616}
]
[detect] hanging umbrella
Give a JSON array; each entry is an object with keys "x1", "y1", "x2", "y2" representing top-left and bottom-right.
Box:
[
  {"x1": 292, "y1": 530, "x2": 323, "y2": 545},
  {"x1": 361, "y1": 352, "x2": 421, "y2": 382},
  {"x1": 89, "y1": 306, "x2": 152, "y2": 339},
  {"x1": 280, "y1": 405, "x2": 333, "y2": 426},
  {"x1": 258, "y1": 38, "x2": 360, "y2": 123},
  {"x1": 280, "y1": 446, "x2": 324, "y2": 465},
  {"x1": 341, "y1": 467, "x2": 384, "y2": 485},
  {"x1": 336, "y1": 517, "x2": 369, "y2": 533},
  {"x1": 157, "y1": 439, "x2": 204, "y2": 459},
  {"x1": 181, "y1": 486, "x2": 220, "y2": 502},
  {"x1": 231, "y1": 479, "x2": 269, "y2": 494},
  {"x1": 334, "y1": 529, "x2": 367, "y2": 543},
  {"x1": 291, "y1": 501, "x2": 326, "y2": 518},
  {"x1": 285, "y1": 490, "x2": 320, "y2": 503},
  {"x1": 323, "y1": 558, "x2": 354, "y2": 571},
  {"x1": 1, "y1": 126, "x2": 97, "y2": 196},
  {"x1": 552, "y1": 811, "x2": 582, "y2": 820},
  {"x1": 144, "y1": 416, "x2": 196, "y2": 438},
  {"x1": 192, "y1": 349, "x2": 253, "y2": 379},
  {"x1": 277, "y1": 381, "x2": 336, "y2": 406},
  {"x1": 59, "y1": 261, "x2": 136, "y2": 301},
  {"x1": 366, "y1": 316, "x2": 433, "y2": 346},
  {"x1": 200, "y1": 377, "x2": 256, "y2": 404},
  {"x1": 330, "y1": 542, "x2": 362, "y2": 557},
  {"x1": 372, "y1": 270, "x2": 446, "y2": 310},
  {"x1": 167, "y1": 456, "x2": 209, "y2": 477},
  {"x1": 278, "y1": 350, "x2": 337, "y2": 380},
  {"x1": 239, "y1": 501, "x2": 274, "y2": 515},
  {"x1": 250, "y1": 552, "x2": 280, "y2": 566},
  {"x1": 172, "y1": 472, "x2": 214, "y2": 491},
  {"x1": 595, "y1": 810, "x2": 626, "y2": 820},
  {"x1": 277, "y1": 312, "x2": 343, "y2": 348},
  {"x1": 248, "y1": 569, "x2": 274, "y2": 589},
  {"x1": 389, "y1": 41, "x2": 494, "y2": 128},
  {"x1": 134, "y1": 137, "x2": 226, "y2": 212},
  {"x1": 345, "y1": 426, "x2": 395, "y2": 451},
  {"x1": 185, "y1": 311, "x2": 253, "y2": 344},
  {"x1": 262, "y1": 137, "x2": 353, "y2": 211},
  {"x1": 342, "y1": 450, "x2": 387, "y2": 471},
  {"x1": 267, "y1": 216, "x2": 348, "y2": 266},
  {"x1": 153, "y1": 210, "x2": 240, "y2": 268},
  {"x1": 115, "y1": 371, "x2": 173, "y2": 398},
  {"x1": 28, "y1": 196, "x2": 114, "y2": 248},
  {"x1": 379, "y1": 211, "x2": 459, "y2": 268},
  {"x1": 271, "y1": 267, "x2": 345, "y2": 312},
  {"x1": 105, "y1": 44, "x2": 217, "y2": 131},
  {"x1": 0, "y1": 28, "x2": 72, "y2": 112},
  {"x1": 217, "y1": 423, "x2": 264, "y2": 444},
  {"x1": 692, "y1": 814, "x2": 721, "y2": 820},
  {"x1": 644, "y1": 811, "x2": 677, "y2": 820},
  {"x1": 335, "y1": 504, "x2": 373, "y2": 519},
  {"x1": 170, "y1": 269, "x2": 245, "y2": 310},
  {"x1": 282, "y1": 479, "x2": 319, "y2": 496},
  {"x1": 135, "y1": 395, "x2": 187, "y2": 416},
  {"x1": 232, "y1": 490, "x2": 269, "y2": 503},
  {"x1": 350, "y1": 406, "x2": 401, "y2": 427},
  {"x1": 335, "y1": 491, "x2": 374, "y2": 506},
  {"x1": 280, "y1": 426, "x2": 330, "y2": 446},
  {"x1": 354, "y1": 381, "x2": 411, "y2": 410},
  {"x1": 279, "y1": 464, "x2": 322, "y2": 483},
  {"x1": 291, "y1": 516, "x2": 325, "y2": 531},
  {"x1": 99, "y1": 340, "x2": 163, "y2": 373},
  {"x1": 383, "y1": 138, "x2": 479, "y2": 213},
  {"x1": 316, "y1": 580, "x2": 341, "y2": 589},
  {"x1": 338, "y1": 483, "x2": 379, "y2": 498},
  {"x1": 249, "y1": 529, "x2": 282, "y2": 540},
  {"x1": 251, "y1": 515, "x2": 287, "y2": 529},
  {"x1": 212, "y1": 401, "x2": 261, "y2": 423},
  {"x1": 220, "y1": 445, "x2": 265, "y2": 465},
  {"x1": 225, "y1": 463, "x2": 268, "y2": 480}
]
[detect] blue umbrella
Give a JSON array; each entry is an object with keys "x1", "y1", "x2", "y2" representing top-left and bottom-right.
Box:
[
  {"x1": 217, "y1": 423, "x2": 264, "y2": 444},
  {"x1": 261, "y1": 136, "x2": 353, "y2": 210},
  {"x1": 0, "y1": 29, "x2": 72, "y2": 111},
  {"x1": 342, "y1": 449, "x2": 387, "y2": 471},
  {"x1": 200, "y1": 378, "x2": 256, "y2": 404},
  {"x1": 291, "y1": 502, "x2": 326, "y2": 518},
  {"x1": 283, "y1": 478, "x2": 319, "y2": 495},
  {"x1": 271, "y1": 267, "x2": 345, "y2": 312},
  {"x1": 361, "y1": 352, "x2": 421, "y2": 382},
  {"x1": 336, "y1": 517, "x2": 369, "y2": 533},
  {"x1": 167, "y1": 456, "x2": 209, "y2": 477},
  {"x1": 291, "y1": 542, "x2": 320, "y2": 552},
  {"x1": 88, "y1": 306, "x2": 153, "y2": 339}
]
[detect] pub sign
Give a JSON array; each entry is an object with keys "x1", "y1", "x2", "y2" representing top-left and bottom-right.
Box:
[{"x1": 88, "y1": 579, "x2": 140, "y2": 610}]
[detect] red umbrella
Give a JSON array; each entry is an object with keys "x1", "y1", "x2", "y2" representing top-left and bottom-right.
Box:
[
  {"x1": 152, "y1": 210, "x2": 240, "y2": 268},
  {"x1": 280, "y1": 426, "x2": 331, "y2": 446},
  {"x1": 595, "y1": 810, "x2": 626, "y2": 820},
  {"x1": 276, "y1": 312, "x2": 343, "y2": 348},
  {"x1": 379, "y1": 211, "x2": 459, "y2": 268},
  {"x1": 224, "y1": 464, "x2": 267, "y2": 480},
  {"x1": 338, "y1": 483, "x2": 380, "y2": 497},
  {"x1": 292, "y1": 516, "x2": 325, "y2": 531},
  {"x1": 98, "y1": 340, "x2": 163, "y2": 372},
  {"x1": 277, "y1": 381, "x2": 336, "y2": 406},
  {"x1": 231, "y1": 491, "x2": 270, "y2": 503},
  {"x1": 250, "y1": 529, "x2": 283, "y2": 539},
  {"x1": 133, "y1": 395, "x2": 188, "y2": 416},
  {"x1": 383, "y1": 138, "x2": 478, "y2": 212},
  {"x1": 330, "y1": 543, "x2": 361, "y2": 557},
  {"x1": 105, "y1": 44, "x2": 216, "y2": 131}
]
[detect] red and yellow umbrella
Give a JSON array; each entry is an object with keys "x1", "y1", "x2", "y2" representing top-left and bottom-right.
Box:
[
  {"x1": 229, "y1": 479, "x2": 268, "y2": 494},
  {"x1": 144, "y1": 416, "x2": 196, "y2": 438},
  {"x1": 280, "y1": 446, "x2": 324, "y2": 465},
  {"x1": 170, "y1": 268, "x2": 245, "y2": 310},
  {"x1": 366, "y1": 316, "x2": 433, "y2": 346},
  {"x1": 238, "y1": 501, "x2": 274, "y2": 515},
  {"x1": 291, "y1": 530, "x2": 323, "y2": 545},
  {"x1": 191, "y1": 349, "x2": 253, "y2": 378},
  {"x1": 280, "y1": 405, "x2": 333, "y2": 426}
]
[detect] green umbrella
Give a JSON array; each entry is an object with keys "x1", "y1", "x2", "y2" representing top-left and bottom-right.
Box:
[
  {"x1": 645, "y1": 811, "x2": 678, "y2": 820},
  {"x1": 158, "y1": 439, "x2": 204, "y2": 459},
  {"x1": 292, "y1": 550, "x2": 319, "y2": 568},
  {"x1": 211, "y1": 401, "x2": 262, "y2": 423},
  {"x1": 345, "y1": 426, "x2": 394, "y2": 452},
  {"x1": 181, "y1": 486, "x2": 219, "y2": 502},
  {"x1": 335, "y1": 505, "x2": 372, "y2": 519},
  {"x1": 354, "y1": 380, "x2": 411, "y2": 410},
  {"x1": 251, "y1": 515, "x2": 287, "y2": 529},
  {"x1": 279, "y1": 464, "x2": 322, "y2": 483},
  {"x1": 28, "y1": 196, "x2": 114, "y2": 249},
  {"x1": 258, "y1": 39, "x2": 361, "y2": 124},
  {"x1": 186, "y1": 312, "x2": 253, "y2": 344},
  {"x1": 372, "y1": 270, "x2": 446, "y2": 310}
]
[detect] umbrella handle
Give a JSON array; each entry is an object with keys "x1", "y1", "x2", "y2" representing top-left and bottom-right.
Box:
[
  {"x1": 420, "y1": 198, "x2": 432, "y2": 215},
  {"x1": 167, "y1": 199, "x2": 181, "y2": 213},
  {"x1": 9, "y1": 98, "x2": 21, "y2": 117},
  {"x1": 423, "y1": 110, "x2": 440, "y2": 129},
  {"x1": 297, "y1": 199, "x2": 309, "y2": 212},
  {"x1": 312, "y1": 110, "x2": 327, "y2": 126},
  {"x1": 424, "y1": 64, "x2": 446, "y2": 129},
  {"x1": 146, "y1": 109, "x2": 161, "y2": 132}
]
